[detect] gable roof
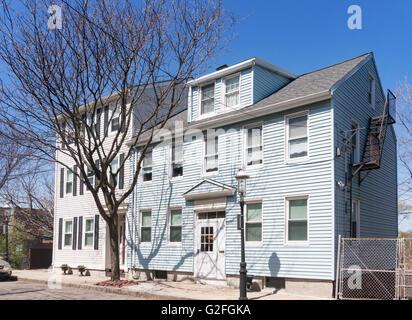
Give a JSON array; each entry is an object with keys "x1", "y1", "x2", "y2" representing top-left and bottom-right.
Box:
[
  {"x1": 189, "y1": 53, "x2": 373, "y2": 129},
  {"x1": 182, "y1": 179, "x2": 235, "y2": 200}
]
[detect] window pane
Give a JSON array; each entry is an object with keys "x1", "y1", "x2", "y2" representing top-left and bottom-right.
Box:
[
  {"x1": 66, "y1": 182, "x2": 72, "y2": 194},
  {"x1": 205, "y1": 136, "x2": 218, "y2": 155},
  {"x1": 141, "y1": 228, "x2": 151, "y2": 242},
  {"x1": 246, "y1": 223, "x2": 262, "y2": 241},
  {"x1": 205, "y1": 155, "x2": 218, "y2": 172},
  {"x1": 141, "y1": 212, "x2": 151, "y2": 227},
  {"x1": 170, "y1": 226, "x2": 182, "y2": 242},
  {"x1": 247, "y1": 146, "x2": 262, "y2": 165},
  {"x1": 247, "y1": 203, "x2": 262, "y2": 222},
  {"x1": 289, "y1": 115, "x2": 307, "y2": 139},
  {"x1": 248, "y1": 127, "x2": 262, "y2": 147},
  {"x1": 289, "y1": 199, "x2": 307, "y2": 220},
  {"x1": 64, "y1": 234, "x2": 72, "y2": 246},
  {"x1": 288, "y1": 221, "x2": 307, "y2": 241},
  {"x1": 170, "y1": 209, "x2": 182, "y2": 226},
  {"x1": 201, "y1": 84, "x2": 214, "y2": 100},
  {"x1": 172, "y1": 139, "x2": 183, "y2": 163},
  {"x1": 226, "y1": 91, "x2": 239, "y2": 107},
  {"x1": 143, "y1": 151, "x2": 152, "y2": 167},
  {"x1": 65, "y1": 221, "x2": 72, "y2": 233},
  {"x1": 67, "y1": 171, "x2": 73, "y2": 182},
  {"x1": 225, "y1": 76, "x2": 239, "y2": 93},
  {"x1": 85, "y1": 233, "x2": 93, "y2": 246},
  {"x1": 201, "y1": 99, "x2": 214, "y2": 114},
  {"x1": 85, "y1": 219, "x2": 94, "y2": 232},
  {"x1": 289, "y1": 138, "x2": 307, "y2": 158}
]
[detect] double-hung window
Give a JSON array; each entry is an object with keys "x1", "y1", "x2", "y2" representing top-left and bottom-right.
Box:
[
  {"x1": 111, "y1": 107, "x2": 120, "y2": 132},
  {"x1": 169, "y1": 209, "x2": 182, "y2": 243},
  {"x1": 84, "y1": 218, "x2": 94, "y2": 246},
  {"x1": 246, "y1": 202, "x2": 262, "y2": 242},
  {"x1": 171, "y1": 137, "x2": 183, "y2": 178},
  {"x1": 287, "y1": 113, "x2": 308, "y2": 160},
  {"x1": 204, "y1": 134, "x2": 218, "y2": 174},
  {"x1": 64, "y1": 220, "x2": 73, "y2": 246},
  {"x1": 140, "y1": 211, "x2": 151, "y2": 243},
  {"x1": 245, "y1": 124, "x2": 263, "y2": 166},
  {"x1": 142, "y1": 150, "x2": 152, "y2": 182},
  {"x1": 368, "y1": 74, "x2": 375, "y2": 109},
  {"x1": 109, "y1": 158, "x2": 119, "y2": 187},
  {"x1": 225, "y1": 75, "x2": 240, "y2": 108},
  {"x1": 66, "y1": 170, "x2": 73, "y2": 194},
  {"x1": 287, "y1": 197, "x2": 308, "y2": 242},
  {"x1": 200, "y1": 83, "x2": 215, "y2": 115}
]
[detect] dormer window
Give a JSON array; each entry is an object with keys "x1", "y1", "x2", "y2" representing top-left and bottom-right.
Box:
[
  {"x1": 200, "y1": 83, "x2": 215, "y2": 115},
  {"x1": 224, "y1": 75, "x2": 240, "y2": 108}
]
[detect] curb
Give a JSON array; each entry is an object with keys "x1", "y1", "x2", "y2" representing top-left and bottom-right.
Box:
[{"x1": 16, "y1": 277, "x2": 194, "y2": 300}]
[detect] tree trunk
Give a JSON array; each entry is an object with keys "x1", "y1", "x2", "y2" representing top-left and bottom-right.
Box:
[{"x1": 108, "y1": 219, "x2": 121, "y2": 281}]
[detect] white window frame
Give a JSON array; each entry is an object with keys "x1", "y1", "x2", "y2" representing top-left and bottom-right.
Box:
[
  {"x1": 64, "y1": 219, "x2": 73, "y2": 247},
  {"x1": 140, "y1": 210, "x2": 152, "y2": 244},
  {"x1": 351, "y1": 199, "x2": 361, "y2": 238},
  {"x1": 202, "y1": 133, "x2": 219, "y2": 176},
  {"x1": 368, "y1": 73, "x2": 376, "y2": 109},
  {"x1": 351, "y1": 120, "x2": 360, "y2": 163},
  {"x1": 169, "y1": 137, "x2": 184, "y2": 180},
  {"x1": 223, "y1": 74, "x2": 240, "y2": 109},
  {"x1": 84, "y1": 217, "x2": 94, "y2": 247},
  {"x1": 199, "y1": 82, "x2": 215, "y2": 116},
  {"x1": 285, "y1": 111, "x2": 309, "y2": 163},
  {"x1": 141, "y1": 148, "x2": 153, "y2": 183},
  {"x1": 285, "y1": 196, "x2": 309, "y2": 246},
  {"x1": 167, "y1": 207, "x2": 183, "y2": 245},
  {"x1": 111, "y1": 106, "x2": 120, "y2": 132},
  {"x1": 243, "y1": 122, "x2": 264, "y2": 169},
  {"x1": 244, "y1": 201, "x2": 263, "y2": 245},
  {"x1": 66, "y1": 170, "x2": 73, "y2": 194}
]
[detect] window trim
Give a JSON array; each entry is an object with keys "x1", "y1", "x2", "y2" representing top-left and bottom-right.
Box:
[
  {"x1": 368, "y1": 73, "x2": 376, "y2": 109},
  {"x1": 167, "y1": 207, "x2": 183, "y2": 245},
  {"x1": 141, "y1": 148, "x2": 153, "y2": 183},
  {"x1": 351, "y1": 199, "x2": 361, "y2": 238},
  {"x1": 169, "y1": 137, "x2": 184, "y2": 180},
  {"x1": 199, "y1": 82, "x2": 215, "y2": 116},
  {"x1": 285, "y1": 196, "x2": 309, "y2": 246},
  {"x1": 285, "y1": 110, "x2": 310, "y2": 163},
  {"x1": 202, "y1": 133, "x2": 219, "y2": 177},
  {"x1": 84, "y1": 217, "x2": 95, "y2": 248},
  {"x1": 66, "y1": 170, "x2": 73, "y2": 194},
  {"x1": 243, "y1": 122, "x2": 264, "y2": 169},
  {"x1": 244, "y1": 200, "x2": 263, "y2": 245},
  {"x1": 140, "y1": 210, "x2": 152, "y2": 244},
  {"x1": 223, "y1": 73, "x2": 241, "y2": 109},
  {"x1": 63, "y1": 219, "x2": 73, "y2": 247}
]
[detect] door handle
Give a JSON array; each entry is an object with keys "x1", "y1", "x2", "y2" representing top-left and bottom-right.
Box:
[{"x1": 219, "y1": 250, "x2": 225, "y2": 254}]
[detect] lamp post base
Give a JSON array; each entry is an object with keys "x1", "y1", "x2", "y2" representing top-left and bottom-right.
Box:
[{"x1": 239, "y1": 261, "x2": 248, "y2": 300}]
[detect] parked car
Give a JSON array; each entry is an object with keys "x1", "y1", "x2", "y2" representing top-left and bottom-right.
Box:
[{"x1": 0, "y1": 259, "x2": 12, "y2": 280}]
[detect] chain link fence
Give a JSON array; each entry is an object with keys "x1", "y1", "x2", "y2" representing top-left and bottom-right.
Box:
[{"x1": 336, "y1": 238, "x2": 412, "y2": 300}]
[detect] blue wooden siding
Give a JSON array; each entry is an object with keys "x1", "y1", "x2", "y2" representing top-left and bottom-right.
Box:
[
  {"x1": 128, "y1": 100, "x2": 335, "y2": 280},
  {"x1": 253, "y1": 65, "x2": 291, "y2": 103},
  {"x1": 332, "y1": 57, "x2": 398, "y2": 270}
]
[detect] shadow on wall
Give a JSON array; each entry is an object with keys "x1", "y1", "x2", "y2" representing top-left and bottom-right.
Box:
[
  {"x1": 132, "y1": 160, "x2": 193, "y2": 274},
  {"x1": 268, "y1": 252, "x2": 280, "y2": 277}
]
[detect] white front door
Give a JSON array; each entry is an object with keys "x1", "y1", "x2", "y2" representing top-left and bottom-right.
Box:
[
  {"x1": 118, "y1": 214, "x2": 126, "y2": 269},
  {"x1": 194, "y1": 211, "x2": 226, "y2": 280}
]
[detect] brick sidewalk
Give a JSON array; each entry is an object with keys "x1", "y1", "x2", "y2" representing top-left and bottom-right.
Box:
[{"x1": 12, "y1": 269, "x2": 327, "y2": 300}]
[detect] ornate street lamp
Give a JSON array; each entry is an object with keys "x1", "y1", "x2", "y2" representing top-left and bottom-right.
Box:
[{"x1": 235, "y1": 167, "x2": 249, "y2": 300}]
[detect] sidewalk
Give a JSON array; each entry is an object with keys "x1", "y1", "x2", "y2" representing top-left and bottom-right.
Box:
[{"x1": 12, "y1": 269, "x2": 327, "y2": 300}]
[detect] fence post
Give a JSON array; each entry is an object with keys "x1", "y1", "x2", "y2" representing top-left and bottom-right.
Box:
[{"x1": 335, "y1": 235, "x2": 342, "y2": 299}]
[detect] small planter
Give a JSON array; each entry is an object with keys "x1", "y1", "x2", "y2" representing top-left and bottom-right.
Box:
[
  {"x1": 61, "y1": 264, "x2": 69, "y2": 275},
  {"x1": 78, "y1": 265, "x2": 86, "y2": 276},
  {"x1": 67, "y1": 267, "x2": 73, "y2": 275}
]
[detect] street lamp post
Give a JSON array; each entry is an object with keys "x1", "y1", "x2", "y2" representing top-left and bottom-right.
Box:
[{"x1": 235, "y1": 167, "x2": 249, "y2": 300}]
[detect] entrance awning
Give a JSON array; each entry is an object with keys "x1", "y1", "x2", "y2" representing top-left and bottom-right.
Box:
[{"x1": 182, "y1": 178, "x2": 235, "y2": 200}]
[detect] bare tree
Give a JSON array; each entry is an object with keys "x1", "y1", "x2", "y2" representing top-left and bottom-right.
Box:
[
  {"x1": 0, "y1": 0, "x2": 234, "y2": 280},
  {"x1": 2, "y1": 165, "x2": 54, "y2": 240},
  {"x1": 396, "y1": 78, "x2": 412, "y2": 221}
]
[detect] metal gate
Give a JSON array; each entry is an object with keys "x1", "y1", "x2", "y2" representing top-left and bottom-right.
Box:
[{"x1": 336, "y1": 237, "x2": 412, "y2": 300}]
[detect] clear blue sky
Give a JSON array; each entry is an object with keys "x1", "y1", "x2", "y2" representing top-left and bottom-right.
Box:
[{"x1": 213, "y1": 0, "x2": 412, "y2": 92}]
